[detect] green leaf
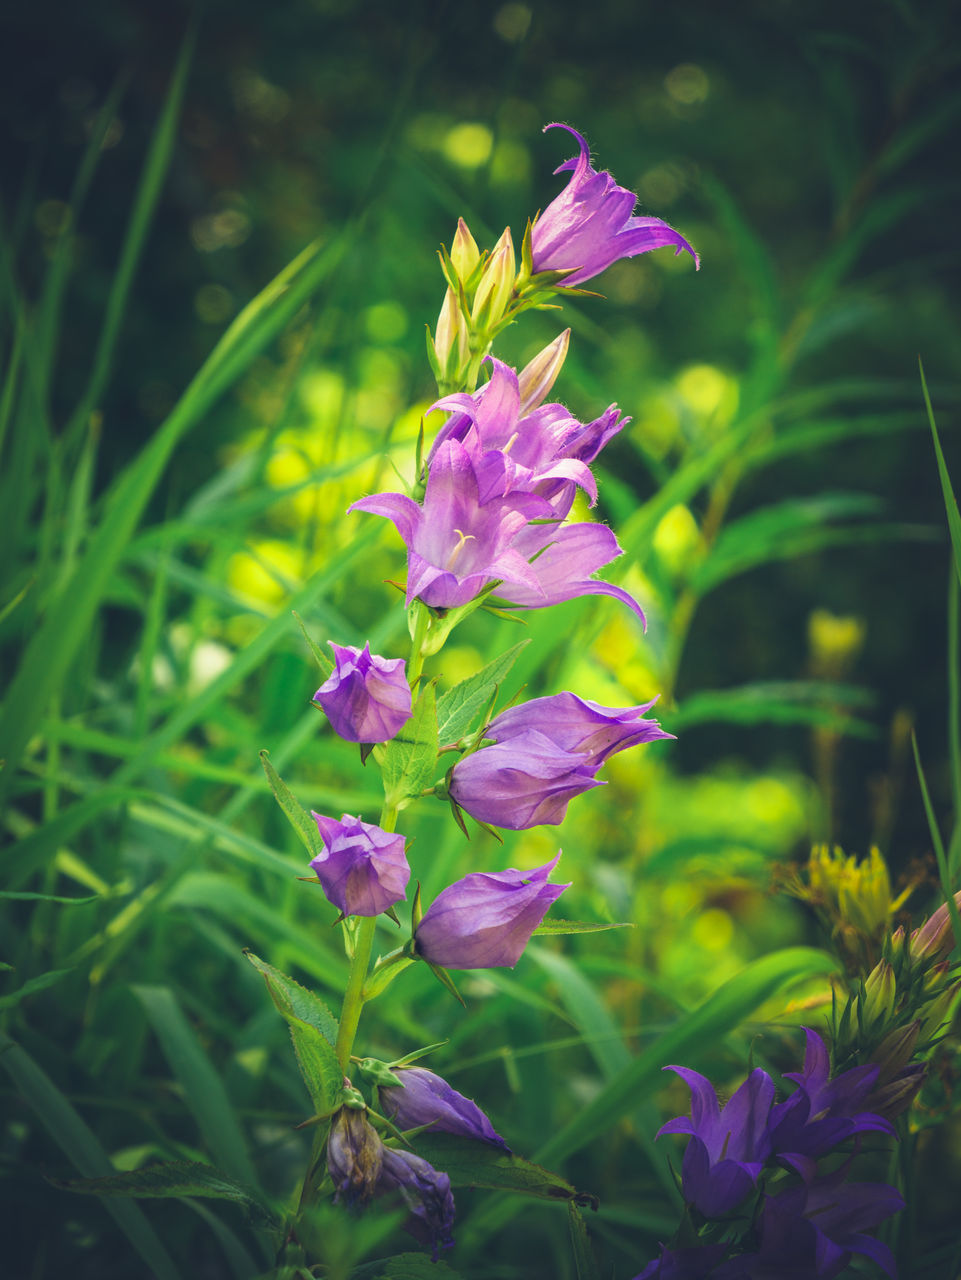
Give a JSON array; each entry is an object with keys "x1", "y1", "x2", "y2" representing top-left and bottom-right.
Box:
[
  {"x1": 379, "y1": 683, "x2": 439, "y2": 808},
  {"x1": 133, "y1": 985, "x2": 259, "y2": 1189},
  {"x1": 435, "y1": 641, "x2": 529, "y2": 743},
  {"x1": 404, "y1": 1133, "x2": 597, "y2": 1207},
  {"x1": 373, "y1": 1254, "x2": 463, "y2": 1280},
  {"x1": 286, "y1": 1020, "x2": 345, "y2": 1115},
  {"x1": 568, "y1": 1202, "x2": 600, "y2": 1280},
  {"x1": 49, "y1": 1160, "x2": 278, "y2": 1227},
  {"x1": 242, "y1": 951, "x2": 342, "y2": 1113},
  {"x1": 0, "y1": 890, "x2": 98, "y2": 904},
  {"x1": 0, "y1": 967, "x2": 73, "y2": 1009},
  {"x1": 532, "y1": 919, "x2": 632, "y2": 936},
  {"x1": 0, "y1": 1034, "x2": 181, "y2": 1280},
  {"x1": 244, "y1": 951, "x2": 338, "y2": 1045},
  {"x1": 921, "y1": 359, "x2": 961, "y2": 589},
  {"x1": 259, "y1": 751, "x2": 324, "y2": 859}
]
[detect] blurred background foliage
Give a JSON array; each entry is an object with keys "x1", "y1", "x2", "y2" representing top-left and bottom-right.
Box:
[{"x1": 2, "y1": 0, "x2": 961, "y2": 1276}]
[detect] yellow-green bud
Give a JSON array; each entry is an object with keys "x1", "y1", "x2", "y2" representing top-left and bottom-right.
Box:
[
  {"x1": 517, "y1": 329, "x2": 570, "y2": 416},
  {"x1": 471, "y1": 228, "x2": 515, "y2": 332},
  {"x1": 862, "y1": 959, "x2": 896, "y2": 1031},
  {"x1": 451, "y1": 217, "x2": 481, "y2": 282},
  {"x1": 874, "y1": 1019, "x2": 921, "y2": 1085},
  {"x1": 909, "y1": 889, "x2": 961, "y2": 965},
  {"x1": 433, "y1": 286, "x2": 469, "y2": 379}
]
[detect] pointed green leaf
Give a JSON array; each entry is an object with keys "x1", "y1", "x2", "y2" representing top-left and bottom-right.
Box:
[
  {"x1": 260, "y1": 751, "x2": 324, "y2": 858},
  {"x1": 244, "y1": 950, "x2": 338, "y2": 1045},
  {"x1": 379, "y1": 683, "x2": 439, "y2": 807},
  {"x1": 293, "y1": 611, "x2": 334, "y2": 677},
  {"x1": 403, "y1": 1133, "x2": 597, "y2": 1207},
  {"x1": 668, "y1": 681, "x2": 878, "y2": 737},
  {"x1": 920, "y1": 359, "x2": 961, "y2": 588},
  {"x1": 568, "y1": 1202, "x2": 600, "y2": 1280},
  {"x1": 374, "y1": 1255, "x2": 463, "y2": 1280},
  {"x1": 0, "y1": 890, "x2": 98, "y2": 904},
  {"x1": 287, "y1": 1020, "x2": 345, "y2": 1115},
  {"x1": 532, "y1": 919, "x2": 632, "y2": 936},
  {"x1": 435, "y1": 641, "x2": 529, "y2": 744},
  {"x1": 49, "y1": 1160, "x2": 279, "y2": 1227}
]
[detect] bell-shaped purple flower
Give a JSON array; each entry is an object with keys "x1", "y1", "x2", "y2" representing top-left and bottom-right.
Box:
[
  {"x1": 532, "y1": 123, "x2": 699, "y2": 286},
  {"x1": 309, "y1": 813, "x2": 410, "y2": 917},
  {"x1": 768, "y1": 1028, "x2": 895, "y2": 1179},
  {"x1": 448, "y1": 729, "x2": 604, "y2": 830},
  {"x1": 414, "y1": 853, "x2": 570, "y2": 969},
  {"x1": 327, "y1": 1107, "x2": 384, "y2": 1206},
  {"x1": 350, "y1": 437, "x2": 549, "y2": 610},
  {"x1": 380, "y1": 1066, "x2": 509, "y2": 1150},
  {"x1": 657, "y1": 1066, "x2": 775, "y2": 1217},
  {"x1": 314, "y1": 642, "x2": 412, "y2": 744},
  {"x1": 379, "y1": 1146, "x2": 456, "y2": 1259},
  {"x1": 448, "y1": 695, "x2": 672, "y2": 830},
  {"x1": 736, "y1": 1173, "x2": 904, "y2": 1279}
]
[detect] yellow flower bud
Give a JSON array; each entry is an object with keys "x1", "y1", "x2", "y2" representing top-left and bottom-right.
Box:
[
  {"x1": 517, "y1": 329, "x2": 570, "y2": 416},
  {"x1": 450, "y1": 217, "x2": 481, "y2": 282},
  {"x1": 471, "y1": 228, "x2": 515, "y2": 332}
]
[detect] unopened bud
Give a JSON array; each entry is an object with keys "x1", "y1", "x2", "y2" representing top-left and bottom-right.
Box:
[
  {"x1": 873, "y1": 1019, "x2": 921, "y2": 1085},
  {"x1": 327, "y1": 1107, "x2": 384, "y2": 1206},
  {"x1": 917, "y1": 965, "x2": 960, "y2": 1045},
  {"x1": 867, "y1": 1063, "x2": 927, "y2": 1119},
  {"x1": 433, "y1": 287, "x2": 469, "y2": 378},
  {"x1": 862, "y1": 960, "x2": 896, "y2": 1031},
  {"x1": 517, "y1": 329, "x2": 570, "y2": 416},
  {"x1": 909, "y1": 889, "x2": 961, "y2": 965},
  {"x1": 471, "y1": 228, "x2": 515, "y2": 332},
  {"x1": 451, "y1": 217, "x2": 481, "y2": 282}
]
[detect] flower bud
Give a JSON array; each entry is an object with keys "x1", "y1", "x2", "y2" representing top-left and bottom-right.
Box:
[
  {"x1": 314, "y1": 642, "x2": 412, "y2": 744},
  {"x1": 872, "y1": 1020, "x2": 921, "y2": 1086},
  {"x1": 866, "y1": 1063, "x2": 927, "y2": 1120},
  {"x1": 862, "y1": 960, "x2": 897, "y2": 1032},
  {"x1": 517, "y1": 329, "x2": 570, "y2": 416},
  {"x1": 450, "y1": 217, "x2": 481, "y2": 282},
  {"x1": 380, "y1": 1066, "x2": 509, "y2": 1150},
  {"x1": 433, "y1": 287, "x2": 470, "y2": 382},
  {"x1": 471, "y1": 228, "x2": 515, "y2": 332},
  {"x1": 379, "y1": 1146, "x2": 455, "y2": 1259},
  {"x1": 917, "y1": 964, "x2": 960, "y2": 1045},
  {"x1": 909, "y1": 889, "x2": 961, "y2": 965},
  {"x1": 414, "y1": 853, "x2": 569, "y2": 969},
  {"x1": 309, "y1": 813, "x2": 410, "y2": 918}
]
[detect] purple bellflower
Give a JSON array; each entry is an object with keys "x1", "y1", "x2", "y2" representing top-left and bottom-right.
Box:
[
  {"x1": 768, "y1": 1028, "x2": 895, "y2": 1180},
  {"x1": 310, "y1": 813, "x2": 410, "y2": 917},
  {"x1": 314, "y1": 642, "x2": 412, "y2": 744},
  {"x1": 448, "y1": 729, "x2": 603, "y2": 830},
  {"x1": 657, "y1": 1066, "x2": 775, "y2": 1217},
  {"x1": 379, "y1": 1146, "x2": 456, "y2": 1259},
  {"x1": 531, "y1": 123, "x2": 699, "y2": 286},
  {"x1": 350, "y1": 437, "x2": 550, "y2": 610},
  {"x1": 448, "y1": 694, "x2": 672, "y2": 829},
  {"x1": 414, "y1": 853, "x2": 570, "y2": 969},
  {"x1": 380, "y1": 1065, "x2": 509, "y2": 1150},
  {"x1": 736, "y1": 1172, "x2": 904, "y2": 1279}
]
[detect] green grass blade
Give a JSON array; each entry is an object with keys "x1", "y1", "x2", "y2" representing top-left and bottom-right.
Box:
[
  {"x1": 920, "y1": 357, "x2": 961, "y2": 587},
  {"x1": 133, "y1": 985, "x2": 260, "y2": 1191},
  {"x1": 62, "y1": 28, "x2": 194, "y2": 447},
  {"x1": 910, "y1": 733, "x2": 961, "y2": 955},
  {"x1": 0, "y1": 1033, "x2": 181, "y2": 1279},
  {"x1": 949, "y1": 570, "x2": 961, "y2": 875}
]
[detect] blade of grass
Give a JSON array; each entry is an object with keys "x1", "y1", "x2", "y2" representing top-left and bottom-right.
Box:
[
  {"x1": 132, "y1": 985, "x2": 260, "y2": 1191},
  {"x1": 949, "y1": 569, "x2": 961, "y2": 876},
  {"x1": 920, "y1": 356, "x2": 961, "y2": 587},
  {"x1": 0, "y1": 1033, "x2": 181, "y2": 1279}
]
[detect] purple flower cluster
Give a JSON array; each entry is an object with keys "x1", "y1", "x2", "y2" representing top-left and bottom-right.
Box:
[
  {"x1": 640, "y1": 1029, "x2": 904, "y2": 1278},
  {"x1": 352, "y1": 356, "x2": 646, "y2": 622}
]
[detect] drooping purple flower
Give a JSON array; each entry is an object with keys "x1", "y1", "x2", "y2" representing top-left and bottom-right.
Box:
[
  {"x1": 379, "y1": 1146, "x2": 456, "y2": 1259},
  {"x1": 380, "y1": 1066, "x2": 509, "y2": 1150},
  {"x1": 414, "y1": 853, "x2": 570, "y2": 969},
  {"x1": 310, "y1": 813, "x2": 410, "y2": 917},
  {"x1": 350, "y1": 437, "x2": 550, "y2": 610},
  {"x1": 531, "y1": 123, "x2": 699, "y2": 287},
  {"x1": 657, "y1": 1066, "x2": 775, "y2": 1217},
  {"x1": 327, "y1": 1107, "x2": 384, "y2": 1206},
  {"x1": 768, "y1": 1028, "x2": 895, "y2": 1180},
  {"x1": 448, "y1": 695, "x2": 671, "y2": 829},
  {"x1": 633, "y1": 1244, "x2": 734, "y2": 1280},
  {"x1": 314, "y1": 642, "x2": 412, "y2": 744},
  {"x1": 735, "y1": 1172, "x2": 904, "y2": 1279},
  {"x1": 448, "y1": 729, "x2": 604, "y2": 830}
]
